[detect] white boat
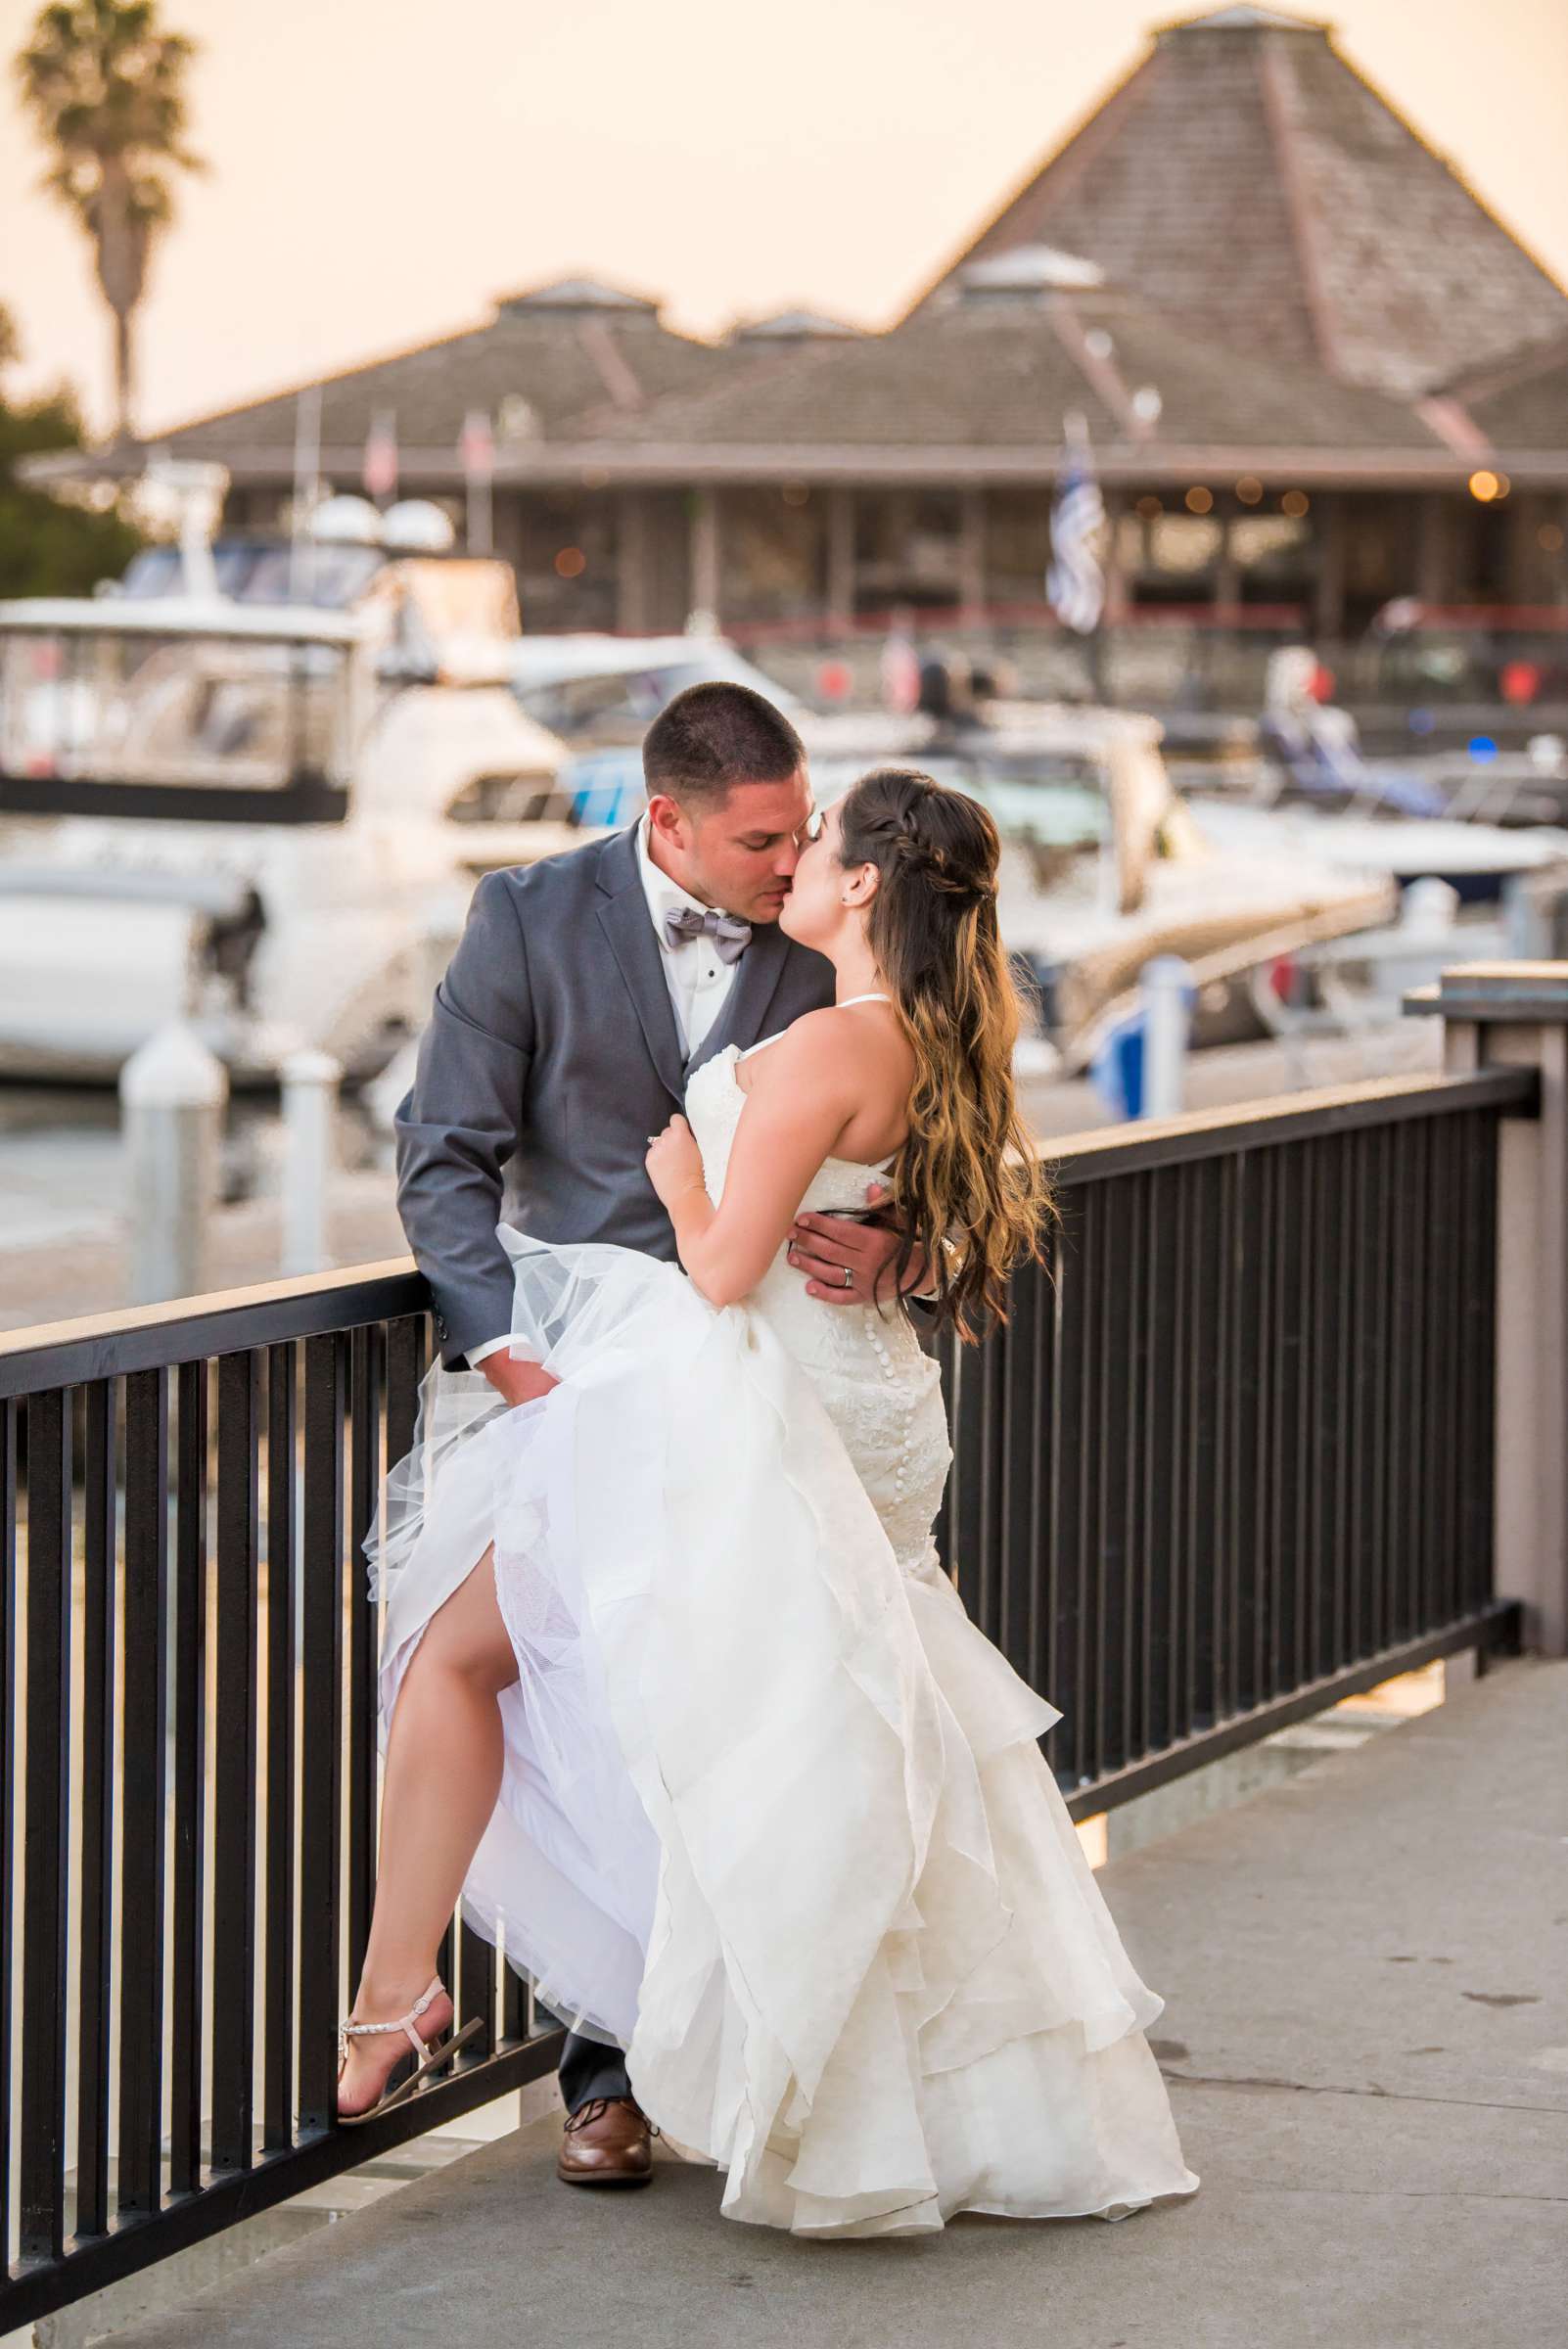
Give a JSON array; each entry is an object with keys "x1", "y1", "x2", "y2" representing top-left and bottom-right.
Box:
[
  {"x1": 0, "y1": 559, "x2": 577, "y2": 1083},
  {"x1": 930, "y1": 710, "x2": 1397, "y2": 1066},
  {"x1": 1190, "y1": 797, "x2": 1568, "y2": 903},
  {"x1": 509, "y1": 630, "x2": 805, "y2": 734},
  {"x1": 508, "y1": 631, "x2": 814, "y2": 825}
]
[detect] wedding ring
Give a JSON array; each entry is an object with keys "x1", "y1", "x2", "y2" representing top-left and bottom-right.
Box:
[{"x1": 840, "y1": 1265, "x2": 853, "y2": 1290}]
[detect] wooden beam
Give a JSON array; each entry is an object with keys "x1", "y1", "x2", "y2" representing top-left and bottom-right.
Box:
[
  {"x1": 1314, "y1": 490, "x2": 1346, "y2": 639},
  {"x1": 689, "y1": 486, "x2": 721, "y2": 625},
  {"x1": 1100, "y1": 490, "x2": 1131, "y2": 626},
  {"x1": 1415, "y1": 491, "x2": 1450, "y2": 604},
  {"x1": 958, "y1": 488, "x2": 987, "y2": 625},
  {"x1": 114, "y1": 443, "x2": 1568, "y2": 493},
  {"x1": 826, "y1": 487, "x2": 855, "y2": 629},
  {"x1": 617, "y1": 488, "x2": 649, "y2": 634},
  {"x1": 1214, "y1": 506, "x2": 1240, "y2": 624}
]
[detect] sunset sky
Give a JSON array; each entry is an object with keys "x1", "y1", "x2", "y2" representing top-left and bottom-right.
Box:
[{"x1": 2, "y1": 0, "x2": 1566, "y2": 437}]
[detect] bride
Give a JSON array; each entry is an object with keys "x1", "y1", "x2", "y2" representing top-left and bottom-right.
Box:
[{"x1": 343, "y1": 765, "x2": 1199, "y2": 2237}]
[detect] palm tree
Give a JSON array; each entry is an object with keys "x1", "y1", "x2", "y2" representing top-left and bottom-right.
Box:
[{"x1": 15, "y1": 1, "x2": 203, "y2": 442}]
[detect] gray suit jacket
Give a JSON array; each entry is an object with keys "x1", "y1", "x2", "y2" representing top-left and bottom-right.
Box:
[{"x1": 395, "y1": 824, "x2": 837, "y2": 1367}]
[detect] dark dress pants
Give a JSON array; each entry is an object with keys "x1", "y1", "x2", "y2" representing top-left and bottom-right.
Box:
[{"x1": 554, "y1": 2021, "x2": 633, "y2": 2113}]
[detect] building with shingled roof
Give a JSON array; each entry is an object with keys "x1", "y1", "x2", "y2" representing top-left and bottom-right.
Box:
[{"x1": 71, "y1": 6, "x2": 1568, "y2": 647}]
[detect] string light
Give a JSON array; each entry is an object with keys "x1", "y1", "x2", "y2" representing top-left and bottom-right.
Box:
[
  {"x1": 1281, "y1": 489, "x2": 1310, "y2": 518},
  {"x1": 1540, "y1": 523, "x2": 1565, "y2": 554},
  {"x1": 1235, "y1": 477, "x2": 1264, "y2": 504},
  {"x1": 1184, "y1": 485, "x2": 1214, "y2": 515},
  {"x1": 1134, "y1": 494, "x2": 1163, "y2": 520},
  {"x1": 554, "y1": 546, "x2": 586, "y2": 578},
  {"x1": 1467, "y1": 470, "x2": 1501, "y2": 502}
]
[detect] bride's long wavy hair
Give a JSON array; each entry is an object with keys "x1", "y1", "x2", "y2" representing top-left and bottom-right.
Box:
[{"x1": 836, "y1": 767, "x2": 1053, "y2": 1341}]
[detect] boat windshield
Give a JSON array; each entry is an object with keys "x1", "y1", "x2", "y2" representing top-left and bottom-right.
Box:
[
  {"x1": 516, "y1": 646, "x2": 798, "y2": 739},
  {"x1": 0, "y1": 619, "x2": 355, "y2": 824},
  {"x1": 118, "y1": 540, "x2": 386, "y2": 611}
]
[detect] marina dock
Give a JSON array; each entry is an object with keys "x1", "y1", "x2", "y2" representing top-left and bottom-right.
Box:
[{"x1": 93, "y1": 1655, "x2": 1567, "y2": 2349}]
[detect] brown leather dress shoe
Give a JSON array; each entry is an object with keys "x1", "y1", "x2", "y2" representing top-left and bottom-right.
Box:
[{"x1": 556, "y1": 2095, "x2": 657, "y2": 2187}]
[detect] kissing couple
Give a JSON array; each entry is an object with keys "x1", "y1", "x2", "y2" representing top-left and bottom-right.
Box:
[{"x1": 339, "y1": 679, "x2": 1197, "y2": 2237}]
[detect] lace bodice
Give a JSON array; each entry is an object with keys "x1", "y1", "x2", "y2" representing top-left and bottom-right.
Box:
[{"x1": 682, "y1": 1033, "x2": 951, "y2": 1575}]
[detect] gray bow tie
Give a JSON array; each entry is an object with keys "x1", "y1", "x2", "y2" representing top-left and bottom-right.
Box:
[{"x1": 661, "y1": 904, "x2": 752, "y2": 963}]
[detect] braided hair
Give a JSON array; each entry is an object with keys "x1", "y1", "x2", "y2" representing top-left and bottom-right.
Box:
[{"x1": 836, "y1": 767, "x2": 1053, "y2": 1340}]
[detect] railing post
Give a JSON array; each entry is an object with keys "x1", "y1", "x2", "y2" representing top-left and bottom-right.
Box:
[
  {"x1": 1408, "y1": 963, "x2": 1568, "y2": 1654},
  {"x1": 119, "y1": 1022, "x2": 229, "y2": 1305},
  {"x1": 1138, "y1": 955, "x2": 1193, "y2": 1120},
  {"x1": 281, "y1": 1048, "x2": 342, "y2": 1277}
]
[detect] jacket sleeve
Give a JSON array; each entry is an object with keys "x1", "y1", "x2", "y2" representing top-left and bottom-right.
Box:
[{"x1": 394, "y1": 869, "x2": 535, "y2": 1368}]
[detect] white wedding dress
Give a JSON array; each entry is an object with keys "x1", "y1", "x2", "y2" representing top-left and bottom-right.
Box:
[{"x1": 367, "y1": 1008, "x2": 1199, "y2": 2236}]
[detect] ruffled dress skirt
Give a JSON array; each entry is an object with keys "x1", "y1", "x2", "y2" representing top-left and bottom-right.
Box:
[{"x1": 367, "y1": 1231, "x2": 1199, "y2": 2236}]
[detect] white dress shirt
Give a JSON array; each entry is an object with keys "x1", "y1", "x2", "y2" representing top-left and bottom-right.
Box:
[
  {"x1": 469, "y1": 815, "x2": 746, "y2": 1368},
  {"x1": 634, "y1": 809, "x2": 744, "y2": 1058}
]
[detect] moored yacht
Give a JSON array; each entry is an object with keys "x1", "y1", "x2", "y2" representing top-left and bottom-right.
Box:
[{"x1": 0, "y1": 501, "x2": 577, "y2": 1083}]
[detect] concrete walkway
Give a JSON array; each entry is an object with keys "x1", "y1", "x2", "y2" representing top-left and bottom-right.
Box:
[{"x1": 112, "y1": 1658, "x2": 1567, "y2": 2349}]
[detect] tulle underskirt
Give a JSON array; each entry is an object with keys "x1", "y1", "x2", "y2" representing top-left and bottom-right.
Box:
[{"x1": 366, "y1": 1232, "x2": 1199, "y2": 2234}]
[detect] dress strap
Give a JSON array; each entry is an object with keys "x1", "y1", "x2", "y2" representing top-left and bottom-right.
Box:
[{"x1": 740, "y1": 993, "x2": 893, "y2": 1063}]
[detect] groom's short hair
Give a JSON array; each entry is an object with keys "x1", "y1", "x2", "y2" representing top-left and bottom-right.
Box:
[{"x1": 643, "y1": 681, "x2": 806, "y2": 809}]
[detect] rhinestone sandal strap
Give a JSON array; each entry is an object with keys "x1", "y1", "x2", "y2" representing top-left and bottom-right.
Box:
[{"x1": 337, "y1": 1976, "x2": 444, "y2": 2058}]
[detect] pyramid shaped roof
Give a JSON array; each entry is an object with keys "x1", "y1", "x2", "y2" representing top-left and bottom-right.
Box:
[{"x1": 917, "y1": 8, "x2": 1568, "y2": 400}]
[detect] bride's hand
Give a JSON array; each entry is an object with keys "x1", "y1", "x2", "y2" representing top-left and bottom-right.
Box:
[{"x1": 645, "y1": 1114, "x2": 706, "y2": 1209}]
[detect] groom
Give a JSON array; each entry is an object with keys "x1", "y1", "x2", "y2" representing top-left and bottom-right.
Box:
[{"x1": 394, "y1": 679, "x2": 913, "y2": 2187}]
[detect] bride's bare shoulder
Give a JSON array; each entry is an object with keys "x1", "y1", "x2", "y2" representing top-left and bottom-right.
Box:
[
  {"x1": 740, "y1": 1008, "x2": 850, "y2": 1093},
  {"x1": 744, "y1": 1005, "x2": 911, "y2": 1098},
  {"x1": 736, "y1": 1007, "x2": 912, "y2": 1161}
]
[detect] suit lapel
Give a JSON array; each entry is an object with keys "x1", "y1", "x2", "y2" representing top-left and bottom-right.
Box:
[
  {"x1": 594, "y1": 829, "x2": 688, "y2": 1105},
  {"x1": 685, "y1": 921, "x2": 791, "y2": 1079}
]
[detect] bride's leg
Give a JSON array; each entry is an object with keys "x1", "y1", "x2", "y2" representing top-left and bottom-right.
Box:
[{"x1": 338, "y1": 1545, "x2": 517, "y2": 2114}]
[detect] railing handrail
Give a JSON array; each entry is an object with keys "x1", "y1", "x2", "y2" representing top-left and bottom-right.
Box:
[
  {"x1": 0, "y1": 1065, "x2": 1539, "y2": 1399},
  {"x1": 0, "y1": 1258, "x2": 427, "y2": 1399},
  {"x1": 1044, "y1": 1065, "x2": 1538, "y2": 1184}
]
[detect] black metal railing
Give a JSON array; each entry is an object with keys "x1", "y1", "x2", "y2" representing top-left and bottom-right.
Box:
[
  {"x1": 938, "y1": 1066, "x2": 1533, "y2": 1812},
  {"x1": 0, "y1": 1267, "x2": 565, "y2": 2332},
  {"x1": 0, "y1": 1059, "x2": 1537, "y2": 2325}
]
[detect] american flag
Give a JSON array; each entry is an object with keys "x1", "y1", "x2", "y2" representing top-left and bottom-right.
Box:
[{"x1": 1046, "y1": 426, "x2": 1106, "y2": 635}]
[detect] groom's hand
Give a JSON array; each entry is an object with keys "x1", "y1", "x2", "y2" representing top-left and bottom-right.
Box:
[
  {"x1": 789, "y1": 1183, "x2": 932, "y2": 1307},
  {"x1": 480, "y1": 1351, "x2": 560, "y2": 1407}
]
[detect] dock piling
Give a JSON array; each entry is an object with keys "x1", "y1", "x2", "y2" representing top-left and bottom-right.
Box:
[{"x1": 119, "y1": 1023, "x2": 228, "y2": 1305}]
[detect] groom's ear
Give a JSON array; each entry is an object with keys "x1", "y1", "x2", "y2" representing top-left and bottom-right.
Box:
[{"x1": 648, "y1": 790, "x2": 695, "y2": 847}]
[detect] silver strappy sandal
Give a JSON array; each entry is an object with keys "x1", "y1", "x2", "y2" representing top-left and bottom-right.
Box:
[{"x1": 336, "y1": 1976, "x2": 484, "y2": 2126}]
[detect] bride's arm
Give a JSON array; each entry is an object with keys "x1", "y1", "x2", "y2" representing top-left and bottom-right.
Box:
[{"x1": 645, "y1": 1027, "x2": 861, "y2": 1311}]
